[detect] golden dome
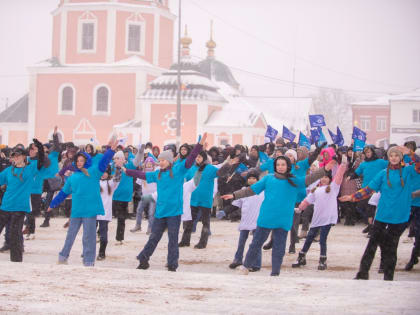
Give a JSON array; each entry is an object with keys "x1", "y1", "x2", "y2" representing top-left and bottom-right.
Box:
[{"x1": 181, "y1": 25, "x2": 192, "y2": 48}]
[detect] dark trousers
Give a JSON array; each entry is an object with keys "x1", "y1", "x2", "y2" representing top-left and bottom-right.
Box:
[
  {"x1": 289, "y1": 211, "x2": 300, "y2": 250},
  {"x1": 408, "y1": 206, "x2": 420, "y2": 261},
  {"x1": 358, "y1": 220, "x2": 406, "y2": 280},
  {"x1": 97, "y1": 220, "x2": 109, "y2": 243},
  {"x1": 301, "y1": 224, "x2": 332, "y2": 256},
  {"x1": 0, "y1": 210, "x2": 25, "y2": 262},
  {"x1": 43, "y1": 190, "x2": 56, "y2": 222},
  {"x1": 181, "y1": 206, "x2": 211, "y2": 247},
  {"x1": 244, "y1": 226, "x2": 288, "y2": 275},
  {"x1": 26, "y1": 194, "x2": 42, "y2": 234},
  {"x1": 113, "y1": 200, "x2": 128, "y2": 241},
  {"x1": 301, "y1": 205, "x2": 314, "y2": 232},
  {"x1": 137, "y1": 215, "x2": 181, "y2": 269},
  {"x1": 233, "y1": 230, "x2": 261, "y2": 268},
  {"x1": 340, "y1": 201, "x2": 357, "y2": 225}
]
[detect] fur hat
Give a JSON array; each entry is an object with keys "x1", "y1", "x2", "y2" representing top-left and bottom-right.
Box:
[
  {"x1": 387, "y1": 146, "x2": 402, "y2": 160},
  {"x1": 113, "y1": 151, "x2": 125, "y2": 160},
  {"x1": 285, "y1": 149, "x2": 297, "y2": 162},
  {"x1": 158, "y1": 150, "x2": 174, "y2": 164}
]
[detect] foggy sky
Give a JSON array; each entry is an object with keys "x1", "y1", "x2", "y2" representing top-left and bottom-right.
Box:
[{"x1": 1, "y1": 0, "x2": 420, "y2": 109}]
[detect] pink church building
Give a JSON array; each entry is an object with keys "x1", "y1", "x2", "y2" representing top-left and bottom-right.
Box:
[{"x1": 0, "y1": 0, "x2": 267, "y2": 147}]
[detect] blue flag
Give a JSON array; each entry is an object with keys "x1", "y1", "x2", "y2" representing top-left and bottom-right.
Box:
[
  {"x1": 318, "y1": 127, "x2": 328, "y2": 147},
  {"x1": 265, "y1": 125, "x2": 278, "y2": 142},
  {"x1": 310, "y1": 128, "x2": 320, "y2": 144},
  {"x1": 258, "y1": 151, "x2": 269, "y2": 164},
  {"x1": 353, "y1": 138, "x2": 366, "y2": 152},
  {"x1": 328, "y1": 128, "x2": 338, "y2": 144},
  {"x1": 309, "y1": 114, "x2": 326, "y2": 128},
  {"x1": 352, "y1": 126, "x2": 367, "y2": 142},
  {"x1": 336, "y1": 126, "x2": 345, "y2": 146},
  {"x1": 298, "y1": 132, "x2": 311, "y2": 150},
  {"x1": 282, "y1": 126, "x2": 296, "y2": 142}
]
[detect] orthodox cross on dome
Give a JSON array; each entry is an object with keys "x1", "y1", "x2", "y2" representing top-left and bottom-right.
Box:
[{"x1": 206, "y1": 20, "x2": 216, "y2": 58}]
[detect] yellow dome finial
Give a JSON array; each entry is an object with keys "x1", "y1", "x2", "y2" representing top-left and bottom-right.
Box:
[
  {"x1": 180, "y1": 24, "x2": 192, "y2": 49},
  {"x1": 206, "y1": 20, "x2": 216, "y2": 56}
]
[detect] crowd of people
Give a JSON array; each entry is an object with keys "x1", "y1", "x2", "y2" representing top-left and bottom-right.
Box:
[{"x1": 0, "y1": 126, "x2": 419, "y2": 281}]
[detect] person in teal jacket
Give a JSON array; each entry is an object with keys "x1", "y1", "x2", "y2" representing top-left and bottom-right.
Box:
[
  {"x1": 340, "y1": 146, "x2": 420, "y2": 281},
  {"x1": 222, "y1": 155, "x2": 332, "y2": 276},
  {"x1": 354, "y1": 145, "x2": 388, "y2": 234},
  {"x1": 111, "y1": 149, "x2": 139, "y2": 245},
  {"x1": 124, "y1": 133, "x2": 207, "y2": 272},
  {"x1": 0, "y1": 139, "x2": 46, "y2": 262},
  {"x1": 48, "y1": 138, "x2": 118, "y2": 267},
  {"x1": 179, "y1": 151, "x2": 219, "y2": 249}
]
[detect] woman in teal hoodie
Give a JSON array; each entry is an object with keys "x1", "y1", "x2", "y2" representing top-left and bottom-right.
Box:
[
  {"x1": 48, "y1": 138, "x2": 118, "y2": 267},
  {"x1": 340, "y1": 146, "x2": 420, "y2": 281},
  {"x1": 0, "y1": 139, "x2": 45, "y2": 262},
  {"x1": 123, "y1": 133, "x2": 207, "y2": 272}
]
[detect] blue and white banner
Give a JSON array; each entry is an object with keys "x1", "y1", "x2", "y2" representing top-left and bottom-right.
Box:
[
  {"x1": 352, "y1": 126, "x2": 367, "y2": 142},
  {"x1": 282, "y1": 126, "x2": 296, "y2": 142},
  {"x1": 265, "y1": 125, "x2": 278, "y2": 142},
  {"x1": 309, "y1": 114, "x2": 326, "y2": 128},
  {"x1": 353, "y1": 138, "x2": 366, "y2": 152}
]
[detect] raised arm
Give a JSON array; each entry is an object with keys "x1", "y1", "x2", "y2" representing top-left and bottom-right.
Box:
[
  {"x1": 133, "y1": 144, "x2": 145, "y2": 168},
  {"x1": 51, "y1": 126, "x2": 61, "y2": 152},
  {"x1": 33, "y1": 138, "x2": 46, "y2": 170},
  {"x1": 125, "y1": 168, "x2": 147, "y2": 180},
  {"x1": 305, "y1": 159, "x2": 336, "y2": 186},
  {"x1": 308, "y1": 142, "x2": 325, "y2": 166},
  {"x1": 333, "y1": 155, "x2": 348, "y2": 186},
  {"x1": 185, "y1": 133, "x2": 207, "y2": 169},
  {"x1": 98, "y1": 137, "x2": 118, "y2": 172}
]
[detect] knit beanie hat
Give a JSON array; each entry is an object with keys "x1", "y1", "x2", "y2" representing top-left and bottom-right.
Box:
[
  {"x1": 387, "y1": 146, "x2": 402, "y2": 160},
  {"x1": 158, "y1": 150, "x2": 174, "y2": 165},
  {"x1": 113, "y1": 151, "x2": 125, "y2": 160},
  {"x1": 285, "y1": 149, "x2": 297, "y2": 162}
]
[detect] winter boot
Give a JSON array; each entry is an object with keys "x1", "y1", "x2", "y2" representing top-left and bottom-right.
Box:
[
  {"x1": 318, "y1": 256, "x2": 327, "y2": 270},
  {"x1": 362, "y1": 224, "x2": 371, "y2": 234},
  {"x1": 97, "y1": 241, "x2": 107, "y2": 261},
  {"x1": 288, "y1": 244, "x2": 296, "y2": 254},
  {"x1": 63, "y1": 220, "x2": 70, "y2": 228},
  {"x1": 130, "y1": 225, "x2": 142, "y2": 233},
  {"x1": 136, "y1": 260, "x2": 150, "y2": 270},
  {"x1": 298, "y1": 230, "x2": 308, "y2": 239},
  {"x1": 292, "y1": 252, "x2": 307, "y2": 268},
  {"x1": 263, "y1": 239, "x2": 273, "y2": 250},
  {"x1": 0, "y1": 242, "x2": 10, "y2": 252},
  {"x1": 40, "y1": 219, "x2": 50, "y2": 228},
  {"x1": 179, "y1": 221, "x2": 192, "y2": 247},
  {"x1": 354, "y1": 271, "x2": 369, "y2": 280},
  {"x1": 194, "y1": 227, "x2": 210, "y2": 249},
  {"x1": 404, "y1": 247, "x2": 419, "y2": 271},
  {"x1": 229, "y1": 261, "x2": 242, "y2": 269}
]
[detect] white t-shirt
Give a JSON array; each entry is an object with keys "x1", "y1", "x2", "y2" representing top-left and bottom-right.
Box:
[
  {"x1": 305, "y1": 182, "x2": 340, "y2": 228},
  {"x1": 97, "y1": 180, "x2": 120, "y2": 221},
  {"x1": 181, "y1": 179, "x2": 197, "y2": 221},
  {"x1": 232, "y1": 190, "x2": 264, "y2": 231}
]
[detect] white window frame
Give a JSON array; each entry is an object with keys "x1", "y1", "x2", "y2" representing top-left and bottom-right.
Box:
[
  {"x1": 92, "y1": 84, "x2": 111, "y2": 116},
  {"x1": 360, "y1": 116, "x2": 371, "y2": 132},
  {"x1": 77, "y1": 17, "x2": 97, "y2": 54},
  {"x1": 58, "y1": 83, "x2": 76, "y2": 115},
  {"x1": 376, "y1": 116, "x2": 387, "y2": 132},
  {"x1": 413, "y1": 109, "x2": 420, "y2": 123},
  {"x1": 125, "y1": 20, "x2": 146, "y2": 56}
]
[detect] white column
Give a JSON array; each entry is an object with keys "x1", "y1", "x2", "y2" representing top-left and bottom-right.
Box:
[
  {"x1": 106, "y1": 8, "x2": 116, "y2": 63},
  {"x1": 153, "y1": 13, "x2": 160, "y2": 66},
  {"x1": 59, "y1": 10, "x2": 67, "y2": 64},
  {"x1": 27, "y1": 71, "x2": 38, "y2": 142}
]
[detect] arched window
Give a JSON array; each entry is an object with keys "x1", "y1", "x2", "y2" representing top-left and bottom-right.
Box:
[
  {"x1": 62, "y1": 87, "x2": 73, "y2": 111},
  {"x1": 96, "y1": 87, "x2": 109, "y2": 112},
  {"x1": 58, "y1": 84, "x2": 75, "y2": 115},
  {"x1": 93, "y1": 84, "x2": 111, "y2": 115}
]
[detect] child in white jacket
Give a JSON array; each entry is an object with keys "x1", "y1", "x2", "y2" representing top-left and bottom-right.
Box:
[
  {"x1": 229, "y1": 172, "x2": 264, "y2": 271},
  {"x1": 97, "y1": 167, "x2": 120, "y2": 260},
  {"x1": 292, "y1": 156, "x2": 347, "y2": 270}
]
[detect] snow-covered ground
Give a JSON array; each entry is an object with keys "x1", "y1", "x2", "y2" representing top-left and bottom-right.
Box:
[{"x1": 1, "y1": 218, "x2": 419, "y2": 314}]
